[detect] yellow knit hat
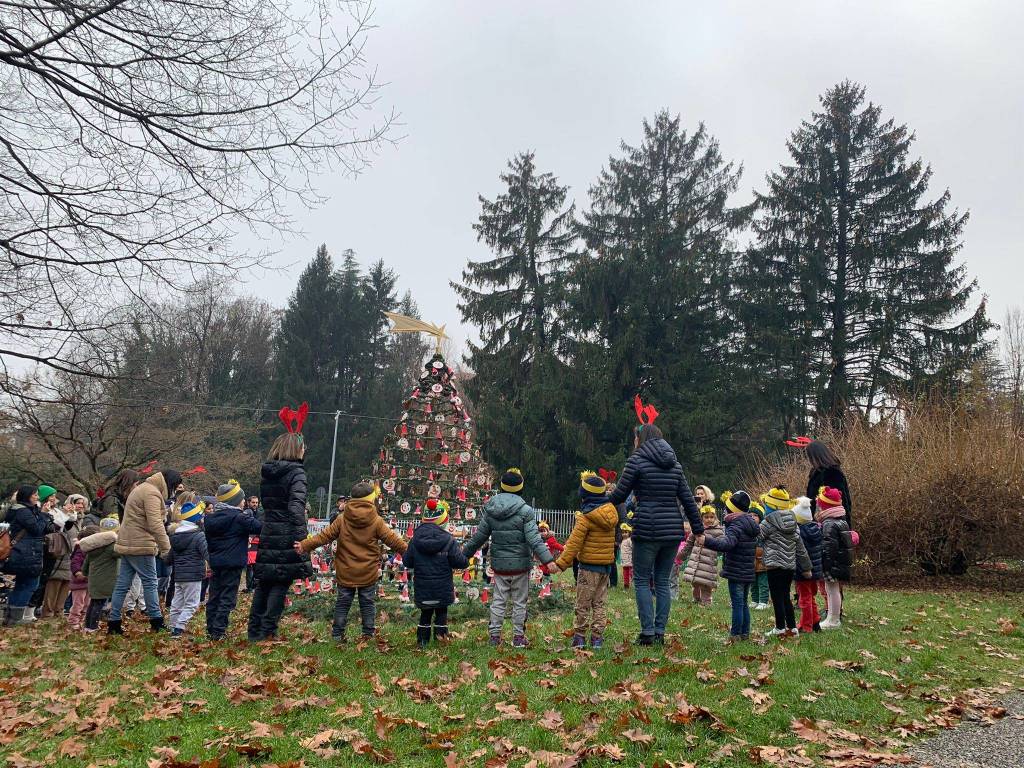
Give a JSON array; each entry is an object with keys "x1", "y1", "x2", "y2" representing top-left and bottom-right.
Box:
[{"x1": 763, "y1": 487, "x2": 794, "y2": 511}]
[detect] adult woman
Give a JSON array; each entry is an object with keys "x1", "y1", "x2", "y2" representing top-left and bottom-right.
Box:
[
  {"x1": 2, "y1": 485, "x2": 49, "y2": 626},
  {"x1": 609, "y1": 424, "x2": 705, "y2": 645},
  {"x1": 247, "y1": 432, "x2": 312, "y2": 641},
  {"x1": 100, "y1": 470, "x2": 140, "y2": 522},
  {"x1": 805, "y1": 441, "x2": 852, "y2": 527}
]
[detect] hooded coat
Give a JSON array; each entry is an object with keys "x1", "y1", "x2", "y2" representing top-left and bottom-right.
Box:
[
  {"x1": 679, "y1": 522, "x2": 724, "y2": 588},
  {"x1": 115, "y1": 474, "x2": 172, "y2": 557},
  {"x1": 3, "y1": 502, "x2": 49, "y2": 577},
  {"x1": 821, "y1": 514, "x2": 854, "y2": 582},
  {"x1": 704, "y1": 512, "x2": 760, "y2": 583},
  {"x1": 299, "y1": 497, "x2": 406, "y2": 588},
  {"x1": 759, "y1": 508, "x2": 812, "y2": 573},
  {"x1": 204, "y1": 502, "x2": 262, "y2": 569},
  {"x1": 404, "y1": 522, "x2": 468, "y2": 607},
  {"x1": 554, "y1": 501, "x2": 620, "y2": 572},
  {"x1": 795, "y1": 522, "x2": 824, "y2": 581},
  {"x1": 462, "y1": 493, "x2": 553, "y2": 574},
  {"x1": 80, "y1": 530, "x2": 120, "y2": 599},
  {"x1": 608, "y1": 438, "x2": 704, "y2": 542},
  {"x1": 254, "y1": 460, "x2": 313, "y2": 583},
  {"x1": 164, "y1": 520, "x2": 209, "y2": 583}
]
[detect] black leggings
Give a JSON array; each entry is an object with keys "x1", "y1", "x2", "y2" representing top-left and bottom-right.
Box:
[
  {"x1": 419, "y1": 606, "x2": 449, "y2": 636},
  {"x1": 84, "y1": 597, "x2": 106, "y2": 630},
  {"x1": 767, "y1": 569, "x2": 796, "y2": 630}
]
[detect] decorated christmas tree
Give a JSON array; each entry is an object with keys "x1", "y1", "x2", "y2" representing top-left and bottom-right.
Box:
[{"x1": 372, "y1": 349, "x2": 494, "y2": 540}]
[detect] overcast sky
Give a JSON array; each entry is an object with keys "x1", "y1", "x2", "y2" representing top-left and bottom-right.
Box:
[{"x1": 236, "y1": 0, "x2": 1024, "y2": 355}]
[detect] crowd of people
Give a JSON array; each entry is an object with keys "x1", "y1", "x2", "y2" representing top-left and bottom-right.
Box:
[{"x1": 0, "y1": 420, "x2": 853, "y2": 650}]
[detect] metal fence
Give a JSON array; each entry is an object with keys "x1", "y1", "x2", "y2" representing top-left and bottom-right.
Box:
[{"x1": 534, "y1": 508, "x2": 577, "y2": 539}]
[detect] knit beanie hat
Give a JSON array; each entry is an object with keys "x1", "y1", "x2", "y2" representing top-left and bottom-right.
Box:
[
  {"x1": 500, "y1": 468, "x2": 524, "y2": 494},
  {"x1": 351, "y1": 481, "x2": 379, "y2": 502},
  {"x1": 37, "y1": 485, "x2": 57, "y2": 503},
  {"x1": 100, "y1": 516, "x2": 120, "y2": 531},
  {"x1": 725, "y1": 490, "x2": 751, "y2": 515},
  {"x1": 180, "y1": 501, "x2": 205, "y2": 524},
  {"x1": 579, "y1": 471, "x2": 606, "y2": 501},
  {"x1": 763, "y1": 486, "x2": 794, "y2": 511},
  {"x1": 793, "y1": 497, "x2": 813, "y2": 524},
  {"x1": 748, "y1": 500, "x2": 765, "y2": 519},
  {"x1": 216, "y1": 479, "x2": 245, "y2": 507},
  {"x1": 816, "y1": 486, "x2": 843, "y2": 510},
  {"x1": 422, "y1": 498, "x2": 449, "y2": 526}
]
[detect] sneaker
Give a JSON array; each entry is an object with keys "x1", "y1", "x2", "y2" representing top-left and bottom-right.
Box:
[
  {"x1": 765, "y1": 627, "x2": 787, "y2": 637},
  {"x1": 590, "y1": 636, "x2": 603, "y2": 650},
  {"x1": 512, "y1": 635, "x2": 529, "y2": 649},
  {"x1": 489, "y1": 635, "x2": 501, "y2": 647},
  {"x1": 83, "y1": 627, "x2": 97, "y2": 634},
  {"x1": 636, "y1": 634, "x2": 655, "y2": 646},
  {"x1": 786, "y1": 628, "x2": 800, "y2": 637},
  {"x1": 571, "y1": 634, "x2": 586, "y2": 649},
  {"x1": 170, "y1": 628, "x2": 183, "y2": 638},
  {"x1": 820, "y1": 619, "x2": 841, "y2": 630},
  {"x1": 332, "y1": 635, "x2": 347, "y2": 644},
  {"x1": 753, "y1": 603, "x2": 768, "y2": 611},
  {"x1": 813, "y1": 622, "x2": 821, "y2": 633}
]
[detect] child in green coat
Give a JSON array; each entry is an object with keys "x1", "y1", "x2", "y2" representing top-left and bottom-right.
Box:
[{"x1": 80, "y1": 517, "x2": 121, "y2": 633}]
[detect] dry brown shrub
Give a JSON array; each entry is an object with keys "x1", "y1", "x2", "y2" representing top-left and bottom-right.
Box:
[{"x1": 745, "y1": 400, "x2": 1024, "y2": 576}]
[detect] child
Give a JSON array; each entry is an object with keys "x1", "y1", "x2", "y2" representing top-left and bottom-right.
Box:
[
  {"x1": 538, "y1": 520, "x2": 564, "y2": 559},
  {"x1": 793, "y1": 497, "x2": 823, "y2": 633},
  {"x1": 749, "y1": 500, "x2": 770, "y2": 609},
  {"x1": 203, "y1": 479, "x2": 262, "y2": 641},
  {"x1": 758, "y1": 487, "x2": 812, "y2": 637},
  {"x1": 403, "y1": 499, "x2": 468, "y2": 647},
  {"x1": 81, "y1": 517, "x2": 120, "y2": 632},
  {"x1": 551, "y1": 472, "x2": 619, "y2": 649},
  {"x1": 461, "y1": 468, "x2": 554, "y2": 648},
  {"x1": 295, "y1": 482, "x2": 407, "y2": 642},
  {"x1": 165, "y1": 502, "x2": 209, "y2": 638},
  {"x1": 619, "y1": 524, "x2": 634, "y2": 589},
  {"x1": 678, "y1": 506, "x2": 724, "y2": 606},
  {"x1": 704, "y1": 491, "x2": 760, "y2": 643},
  {"x1": 67, "y1": 525, "x2": 98, "y2": 630},
  {"x1": 816, "y1": 487, "x2": 854, "y2": 629}
]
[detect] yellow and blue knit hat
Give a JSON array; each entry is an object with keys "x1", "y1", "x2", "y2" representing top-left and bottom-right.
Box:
[
  {"x1": 500, "y1": 468, "x2": 524, "y2": 494},
  {"x1": 725, "y1": 490, "x2": 751, "y2": 515},
  {"x1": 216, "y1": 479, "x2": 244, "y2": 506},
  {"x1": 579, "y1": 470, "x2": 607, "y2": 500},
  {"x1": 763, "y1": 486, "x2": 794, "y2": 511},
  {"x1": 180, "y1": 501, "x2": 205, "y2": 524}
]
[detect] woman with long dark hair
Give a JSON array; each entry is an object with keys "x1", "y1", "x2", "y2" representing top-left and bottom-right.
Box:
[
  {"x1": 805, "y1": 441, "x2": 852, "y2": 527},
  {"x1": 609, "y1": 424, "x2": 705, "y2": 646}
]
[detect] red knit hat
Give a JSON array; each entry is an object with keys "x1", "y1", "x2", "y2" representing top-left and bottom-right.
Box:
[{"x1": 816, "y1": 486, "x2": 843, "y2": 509}]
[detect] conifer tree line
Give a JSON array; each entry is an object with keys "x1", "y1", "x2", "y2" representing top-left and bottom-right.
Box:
[{"x1": 454, "y1": 81, "x2": 993, "y2": 504}]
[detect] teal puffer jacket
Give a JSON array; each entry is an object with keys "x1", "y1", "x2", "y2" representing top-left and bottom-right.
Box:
[{"x1": 462, "y1": 493, "x2": 553, "y2": 574}]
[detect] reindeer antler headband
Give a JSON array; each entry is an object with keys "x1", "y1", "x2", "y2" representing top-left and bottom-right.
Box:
[
  {"x1": 278, "y1": 402, "x2": 310, "y2": 437},
  {"x1": 634, "y1": 395, "x2": 659, "y2": 427}
]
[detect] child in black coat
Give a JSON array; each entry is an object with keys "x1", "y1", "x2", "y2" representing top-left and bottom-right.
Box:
[
  {"x1": 704, "y1": 491, "x2": 760, "y2": 643},
  {"x1": 403, "y1": 499, "x2": 468, "y2": 647}
]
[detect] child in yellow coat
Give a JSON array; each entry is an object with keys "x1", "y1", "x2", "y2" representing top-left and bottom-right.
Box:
[{"x1": 551, "y1": 472, "x2": 619, "y2": 649}]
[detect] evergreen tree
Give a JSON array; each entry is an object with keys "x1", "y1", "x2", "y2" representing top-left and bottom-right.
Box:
[
  {"x1": 452, "y1": 152, "x2": 582, "y2": 503},
  {"x1": 572, "y1": 112, "x2": 753, "y2": 490},
  {"x1": 748, "y1": 81, "x2": 991, "y2": 426}
]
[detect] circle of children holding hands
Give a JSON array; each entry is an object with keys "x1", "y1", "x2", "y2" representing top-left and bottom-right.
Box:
[{"x1": 2, "y1": 390, "x2": 854, "y2": 650}]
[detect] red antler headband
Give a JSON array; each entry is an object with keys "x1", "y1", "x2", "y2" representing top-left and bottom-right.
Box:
[
  {"x1": 182, "y1": 466, "x2": 207, "y2": 477},
  {"x1": 598, "y1": 468, "x2": 618, "y2": 483},
  {"x1": 278, "y1": 402, "x2": 310, "y2": 435},
  {"x1": 138, "y1": 459, "x2": 158, "y2": 475},
  {"x1": 784, "y1": 436, "x2": 813, "y2": 448},
  {"x1": 634, "y1": 395, "x2": 659, "y2": 426}
]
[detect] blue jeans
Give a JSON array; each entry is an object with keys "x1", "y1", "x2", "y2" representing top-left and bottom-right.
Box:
[
  {"x1": 9, "y1": 573, "x2": 40, "y2": 608},
  {"x1": 109, "y1": 555, "x2": 162, "y2": 620},
  {"x1": 728, "y1": 580, "x2": 751, "y2": 636},
  {"x1": 632, "y1": 539, "x2": 680, "y2": 637}
]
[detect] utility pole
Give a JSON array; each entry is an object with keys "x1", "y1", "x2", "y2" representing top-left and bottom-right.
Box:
[{"x1": 326, "y1": 410, "x2": 341, "y2": 510}]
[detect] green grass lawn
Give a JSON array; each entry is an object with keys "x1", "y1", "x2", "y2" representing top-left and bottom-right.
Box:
[{"x1": 1, "y1": 580, "x2": 1022, "y2": 768}]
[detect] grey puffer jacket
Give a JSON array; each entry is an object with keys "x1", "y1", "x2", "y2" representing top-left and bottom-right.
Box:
[
  {"x1": 164, "y1": 520, "x2": 209, "y2": 583},
  {"x1": 461, "y1": 493, "x2": 553, "y2": 574},
  {"x1": 759, "y1": 509, "x2": 811, "y2": 573}
]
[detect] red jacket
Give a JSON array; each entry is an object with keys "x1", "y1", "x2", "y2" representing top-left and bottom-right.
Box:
[{"x1": 544, "y1": 534, "x2": 564, "y2": 558}]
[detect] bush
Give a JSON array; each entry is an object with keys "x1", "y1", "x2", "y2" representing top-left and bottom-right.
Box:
[{"x1": 745, "y1": 400, "x2": 1024, "y2": 576}]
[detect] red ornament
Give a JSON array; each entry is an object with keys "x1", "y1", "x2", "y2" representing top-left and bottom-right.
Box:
[
  {"x1": 481, "y1": 587, "x2": 489, "y2": 604},
  {"x1": 441, "y1": 453, "x2": 450, "y2": 467},
  {"x1": 416, "y1": 439, "x2": 423, "y2": 450},
  {"x1": 462, "y1": 569, "x2": 472, "y2": 583},
  {"x1": 400, "y1": 422, "x2": 408, "y2": 436},
  {"x1": 406, "y1": 523, "x2": 414, "y2": 538}
]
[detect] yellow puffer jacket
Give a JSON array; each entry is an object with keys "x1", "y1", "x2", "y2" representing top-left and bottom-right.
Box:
[{"x1": 555, "y1": 502, "x2": 619, "y2": 570}]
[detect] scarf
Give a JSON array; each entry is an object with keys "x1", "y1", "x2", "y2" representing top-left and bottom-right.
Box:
[{"x1": 815, "y1": 505, "x2": 846, "y2": 524}]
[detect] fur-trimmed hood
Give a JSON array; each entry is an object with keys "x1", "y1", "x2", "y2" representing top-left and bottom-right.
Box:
[{"x1": 78, "y1": 529, "x2": 118, "y2": 553}]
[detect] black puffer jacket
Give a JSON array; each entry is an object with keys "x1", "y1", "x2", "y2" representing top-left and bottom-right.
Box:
[
  {"x1": 254, "y1": 460, "x2": 313, "y2": 583},
  {"x1": 705, "y1": 511, "x2": 759, "y2": 583},
  {"x1": 165, "y1": 522, "x2": 209, "y2": 582},
  {"x1": 821, "y1": 517, "x2": 854, "y2": 582},
  {"x1": 3, "y1": 503, "x2": 49, "y2": 577},
  {"x1": 405, "y1": 523, "x2": 468, "y2": 608},
  {"x1": 609, "y1": 438, "x2": 704, "y2": 542},
  {"x1": 807, "y1": 466, "x2": 852, "y2": 527},
  {"x1": 796, "y1": 522, "x2": 824, "y2": 581},
  {"x1": 204, "y1": 502, "x2": 262, "y2": 569}
]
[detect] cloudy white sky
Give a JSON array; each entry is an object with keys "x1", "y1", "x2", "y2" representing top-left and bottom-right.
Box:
[{"x1": 237, "y1": 0, "x2": 1024, "y2": 354}]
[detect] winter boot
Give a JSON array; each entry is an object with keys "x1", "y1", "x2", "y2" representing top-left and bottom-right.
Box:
[
  {"x1": 1, "y1": 607, "x2": 14, "y2": 627},
  {"x1": 107, "y1": 619, "x2": 123, "y2": 635},
  {"x1": 416, "y1": 625, "x2": 431, "y2": 648},
  {"x1": 590, "y1": 635, "x2": 603, "y2": 650},
  {"x1": 149, "y1": 616, "x2": 166, "y2": 633},
  {"x1": 512, "y1": 635, "x2": 529, "y2": 649},
  {"x1": 170, "y1": 627, "x2": 184, "y2": 638},
  {"x1": 489, "y1": 634, "x2": 501, "y2": 647},
  {"x1": 636, "y1": 634, "x2": 655, "y2": 646},
  {"x1": 433, "y1": 624, "x2": 449, "y2": 643},
  {"x1": 570, "y1": 634, "x2": 586, "y2": 649}
]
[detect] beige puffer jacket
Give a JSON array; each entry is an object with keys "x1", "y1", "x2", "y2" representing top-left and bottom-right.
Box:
[
  {"x1": 114, "y1": 475, "x2": 171, "y2": 557},
  {"x1": 680, "y1": 523, "x2": 724, "y2": 588}
]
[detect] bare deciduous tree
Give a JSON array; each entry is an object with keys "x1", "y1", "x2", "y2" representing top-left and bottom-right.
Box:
[
  {"x1": 0, "y1": 0, "x2": 393, "y2": 376},
  {"x1": 1001, "y1": 307, "x2": 1024, "y2": 431}
]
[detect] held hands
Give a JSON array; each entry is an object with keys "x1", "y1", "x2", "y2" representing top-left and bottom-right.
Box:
[
  {"x1": 802, "y1": 571, "x2": 812, "y2": 579},
  {"x1": 544, "y1": 562, "x2": 562, "y2": 574},
  {"x1": 694, "y1": 534, "x2": 706, "y2": 547}
]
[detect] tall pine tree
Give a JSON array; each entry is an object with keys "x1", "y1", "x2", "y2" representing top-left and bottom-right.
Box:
[
  {"x1": 452, "y1": 151, "x2": 583, "y2": 503},
  {"x1": 572, "y1": 112, "x2": 753, "y2": 489},
  {"x1": 746, "y1": 81, "x2": 991, "y2": 426}
]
